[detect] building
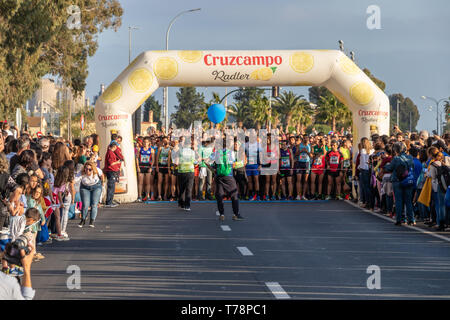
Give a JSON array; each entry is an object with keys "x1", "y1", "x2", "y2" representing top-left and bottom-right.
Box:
[
  {"x1": 27, "y1": 78, "x2": 87, "y2": 116},
  {"x1": 26, "y1": 116, "x2": 47, "y2": 136},
  {"x1": 141, "y1": 110, "x2": 158, "y2": 135}
]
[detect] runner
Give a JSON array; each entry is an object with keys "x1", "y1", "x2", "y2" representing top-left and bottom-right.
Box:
[
  {"x1": 325, "y1": 140, "x2": 344, "y2": 200},
  {"x1": 245, "y1": 134, "x2": 261, "y2": 201},
  {"x1": 233, "y1": 139, "x2": 247, "y2": 200},
  {"x1": 295, "y1": 136, "x2": 311, "y2": 200},
  {"x1": 156, "y1": 136, "x2": 171, "y2": 201},
  {"x1": 279, "y1": 140, "x2": 294, "y2": 200},
  {"x1": 136, "y1": 137, "x2": 154, "y2": 202}
]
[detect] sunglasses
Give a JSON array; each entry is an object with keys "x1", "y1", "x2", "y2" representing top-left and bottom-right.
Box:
[{"x1": 85, "y1": 167, "x2": 93, "y2": 172}]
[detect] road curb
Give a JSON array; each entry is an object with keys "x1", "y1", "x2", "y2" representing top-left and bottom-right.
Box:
[{"x1": 345, "y1": 200, "x2": 450, "y2": 243}]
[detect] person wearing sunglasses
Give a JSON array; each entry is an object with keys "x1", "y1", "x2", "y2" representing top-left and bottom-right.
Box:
[{"x1": 79, "y1": 161, "x2": 103, "y2": 228}]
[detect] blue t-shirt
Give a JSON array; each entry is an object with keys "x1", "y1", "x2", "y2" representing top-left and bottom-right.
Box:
[
  {"x1": 298, "y1": 144, "x2": 311, "y2": 163},
  {"x1": 413, "y1": 158, "x2": 422, "y2": 183}
]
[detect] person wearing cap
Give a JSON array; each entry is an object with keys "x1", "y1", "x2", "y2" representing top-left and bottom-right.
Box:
[{"x1": 103, "y1": 141, "x2": 123, "y2": 208}]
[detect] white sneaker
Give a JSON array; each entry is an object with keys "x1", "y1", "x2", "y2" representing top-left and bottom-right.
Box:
[{"x1": 295, "y1": 195, "x2": 301, "y2": 200}]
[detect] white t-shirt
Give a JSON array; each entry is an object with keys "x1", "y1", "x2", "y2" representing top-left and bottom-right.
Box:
[{"x1": 358, "y1": 149, "x2": 374, "y2": 171}]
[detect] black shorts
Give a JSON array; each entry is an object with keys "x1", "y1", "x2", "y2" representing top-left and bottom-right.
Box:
[
  {"x1": 158, "y1": 167, "x2": 169, "y2": 175},
  {"x1": 295, "y1": 162, "x2": 310, "y2": 175},
  {"x1": 327, "y1": 170, "x2": 340, "y2": 178},
  {"x1": 279, "y1": 168, "x2": 292, "y2": 177},
  {"x1": 139, "y1": 166, "x2": 151, "y2": 174}
]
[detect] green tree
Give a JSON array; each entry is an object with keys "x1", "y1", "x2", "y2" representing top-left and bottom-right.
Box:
[
  {"x1": 289, "y1": 97, "x2": 314, "y2": 134},
  {"x1": 273, "y1": 91, "x2": 307, "y2": 132},
  {"x1": 171, "y1": 87, "x2": 206, "y2": 128},
  {"x1": 233, "y1": 87, "x2": 265, "y2": 128},
  {"x1": 143, "y1": 95, "x2": 162, "y2": 128},
  {"x1": 0, "y1": 0, "x2": 123, "y2": 119},
  {"x1": 389, "y1": 94, "x2": 420, "y2": 132},
  {"x1": 228, "y1": 101, "x2": 250, "y2": 127},
  {"x1": 316, "y1": 94, "x2": 349, "y2": 132},
  {"x1": 363, "y1": 68, "x2": 386, "y2": 91},
  {"x1": 249, "y1": 96, "x2": 271, "y2": 128}
]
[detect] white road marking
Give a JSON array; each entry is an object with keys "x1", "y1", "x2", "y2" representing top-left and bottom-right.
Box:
[
  {"x1": 237, "y1": 246, "x2": 253, "y2": 256},
  {"x1": 221, "y1": 225, "x2": 231, "y2": 231},
  {"x1": 345, "y1": 200, "x2": 450, "y2": 243},
  {"x1": 265, "y1": 282, "x2": 290, "y2": 299}
]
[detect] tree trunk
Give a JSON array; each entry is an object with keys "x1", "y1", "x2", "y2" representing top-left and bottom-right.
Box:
[
  {"x1": 332, "y1": 117, "x2": 336, "y2": 132},
  {"x1": 285, "y1": 113, "x2": 292, "y2": 133}
]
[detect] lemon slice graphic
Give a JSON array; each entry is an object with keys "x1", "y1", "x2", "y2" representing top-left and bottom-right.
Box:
[
  {"x1": 250, "y1": 70, "x2": 259, "y2": 80},
  {"x1": 153, "y1": 57, "x2": 178, "y2": 80},
  {"x1": 350, "y1": 82, "x2": 374, "y2": 106},
  {"x1": 339, "y1": 55, "x2": 360, "y2": 75},
  {"x1": 257, "y1": 67, "x2": 273, "y2": 81},
  {"x1": 101, "y1": 81, "x2": 122, "y2": 103},
  {"x1": 290, "y1": 52, "x2": 314, "y2": 73},
  {"x1": 178, "y1": 50, "x2": 203, "y2": 63},
  {"x1": 128, "y1": 68, "x2": 153, "y2": 93}
]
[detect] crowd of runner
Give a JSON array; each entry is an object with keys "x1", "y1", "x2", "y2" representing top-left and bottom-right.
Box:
[{"x1": 136, "y1": 127, "x2": 450, "y2": 229}]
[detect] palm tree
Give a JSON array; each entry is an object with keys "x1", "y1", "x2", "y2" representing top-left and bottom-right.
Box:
[
  {"x1": 228, "y1": 101, "x2": 250, "y2": 128},
  {"x1": 290, "y1": 98, "x2": 314, "y2": 134},
  {"x1": 316, "y1": 94, "x2": 349, "y2": 132},
  {"x1": 273, "y1": 91, "x2": 308, "y2": 132},
  {"x1": 250, "y1": 96, "x2": 271, "y2": 128}
]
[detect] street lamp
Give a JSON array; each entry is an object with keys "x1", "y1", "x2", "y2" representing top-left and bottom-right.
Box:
[
  {"x1": 163, "y1": 8, "x2": 201, "y2": 133},
  {"x1": 129, "y1": 26, "x2": 140, "y2": 135},
  {"x1": 421, "y1": 95, "x2": 447, "y2": 135}
]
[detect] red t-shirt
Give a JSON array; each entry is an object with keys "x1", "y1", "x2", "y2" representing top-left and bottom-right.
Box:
[{"x1": 326, "y1": 150, "x2": 343, "y2": 172}]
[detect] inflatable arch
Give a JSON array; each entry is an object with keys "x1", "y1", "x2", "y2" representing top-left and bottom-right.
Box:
[{"x1": 95, "y1": 50, "x2": 389, "y2": 202}]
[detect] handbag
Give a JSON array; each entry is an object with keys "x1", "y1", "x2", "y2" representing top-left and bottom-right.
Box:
[{"x1": 418, "y1": 177, "x2": 432, "y2": 207}]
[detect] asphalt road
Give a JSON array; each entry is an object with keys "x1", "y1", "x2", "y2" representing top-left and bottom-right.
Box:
[{"x1": 30, "y1": 200, "x2": 450, "y2": 300}]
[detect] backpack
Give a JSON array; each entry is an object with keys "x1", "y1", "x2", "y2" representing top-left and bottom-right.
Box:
[
  {"x1": 396, "y1": 156, "x2": 414, "y2": 187},
  {"x1": 432, "y1": 163, "x2": 450, "y2": 193},
  {"x1": 216, "y1": 150, "x2": 232, "y2": 177}
]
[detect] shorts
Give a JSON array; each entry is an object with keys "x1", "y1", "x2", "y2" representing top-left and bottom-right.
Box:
[
  {"x1": 279, "y1": 168, "x2": 292, "y2": 177},
  {"x1": 311, "y1": 169, "x2": 324, "y2": 176},
  {"x1": 261, "y1": 167, "x2": 278, "y2": 176},
  {"x1": 295, "y1": 162, "x2": 310, "y2": 175},
  {"x1": 139, "y1": 166, "x2": 151, "y2": 174},
  {"x1": 194, "y1": 166, "x2": 199, "y2": 177},
  {"x1": 327, "y1": 170, "x2": 340, "y2": 178},
  {"x1": 158, "y1": 167, "x2": 169, "y2": 175},
  {"x1": 246, "y1": 164, "x2": 260, "y2": 176}
]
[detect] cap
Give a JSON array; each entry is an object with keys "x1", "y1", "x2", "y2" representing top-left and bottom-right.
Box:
[{"x1": 109, "y1": 141, "x2": 119, "y2": 147}]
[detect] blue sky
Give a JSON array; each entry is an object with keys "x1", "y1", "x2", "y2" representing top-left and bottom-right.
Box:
[{"x1": 86, "y1": 0, "x2": 450, "y2": 132}]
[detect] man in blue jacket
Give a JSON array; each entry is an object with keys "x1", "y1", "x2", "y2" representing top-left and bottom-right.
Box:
[{"x1": 384, "y1": 142, "x2": 415, "y2": 226}]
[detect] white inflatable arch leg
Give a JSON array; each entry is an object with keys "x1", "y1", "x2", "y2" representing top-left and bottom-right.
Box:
[{"x1": 95, "y1": 50, "x2": 389, "y2": 202}]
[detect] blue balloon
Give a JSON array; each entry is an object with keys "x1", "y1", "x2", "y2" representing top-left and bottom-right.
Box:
[{"x1": 207, "y1": 104, "x2": 226, "y2": 124}]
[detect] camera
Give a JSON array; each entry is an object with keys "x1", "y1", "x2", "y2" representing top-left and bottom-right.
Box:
[{"x1": 3, "y1": 234, "x2": 31, "y2": 266}]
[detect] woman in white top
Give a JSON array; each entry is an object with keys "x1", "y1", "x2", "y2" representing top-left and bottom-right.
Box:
[
  {"x1": 78, "y1": 161, "x2": 103, "y2": 228},
  {"x1": 358, "y1": 137, "x2": 374, "y2": 207}
]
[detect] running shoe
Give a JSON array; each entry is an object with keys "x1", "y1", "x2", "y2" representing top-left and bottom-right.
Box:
[
  {"x1": 249, "y1": 194, "x2": 256, "y2": 201},
  {"x1": 344, "y1": 194, "x2": 350, "y2": 200},
  {"x1": 184, "y1": 207, "x2": 191, "y2": 212},
  {"x1": 325, "y1": 195, "x2": 332, "y2": 200},
  {"x1": 256, "y1": 195, "x2": 260, "y2": 201},
  {"x1": 219, "y1": 214, "x2": 225, "y2": 221},
  {"x1": 271, "y1": 196, "x2": 276, "y2": 201},
  {"x1": 295, "y1": 195, "x2": 301, "y2": 200},
  {"x1": 263, "y1": 195, "x2": 267, "y2": 201},
  {"x1": 136, "y1": 197, "x2": 142, "y2": 203},
  {"x1": 336, "y1": 195, "x2": 343, "y2": 200},
  {"x1": 280, "y1": 196, "x2": 286, "y2": 201},
  {"x1": 232, "y1": 214, "x2": 245, "y2": 221}
]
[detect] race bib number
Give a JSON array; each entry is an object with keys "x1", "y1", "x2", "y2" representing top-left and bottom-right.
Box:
[
  {"x1": 299, "y1": 154, "x2": 309, "y2": 161},
  {"x1": 141, "y1": 154, "x2": 150, "y2": 164},
  {"x1": 330, "y1": 156, "x2": 339, "y2": 165},
  {"x1": 343, "y1": 159, "x2": 350, "y2": 168},
  {"x1": 314, "y1": 158, "x2": 322, "y2": 166},
  {"x1": 160, "y1": 156, "x2": 168, "y2": 165},
  {"x1": 281, "y1": 158, "x2": 290, "y2": 167}
]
